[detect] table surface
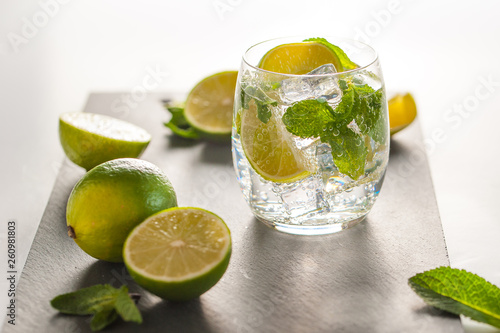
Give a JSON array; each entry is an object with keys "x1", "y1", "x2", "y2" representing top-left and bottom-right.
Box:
[
  {"x1": 1, "y1": 1, "x2": 500, "y2": 332},
  {"x1": 3, "y1": 93, "x2": 461, "y2": 333}
]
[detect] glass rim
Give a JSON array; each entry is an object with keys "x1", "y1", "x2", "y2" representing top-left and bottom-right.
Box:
[{"x1": 242, "y1": 36, "x2": 379, "y2": 78}]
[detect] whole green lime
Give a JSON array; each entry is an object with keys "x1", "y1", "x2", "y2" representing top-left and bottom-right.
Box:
[{"x1": 66, "y1": 158, "x2": 177, "y2": 262}]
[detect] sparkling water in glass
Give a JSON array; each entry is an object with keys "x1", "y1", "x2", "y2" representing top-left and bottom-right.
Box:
[{"x1": 232, "y1": 37, "x2": 389, "y2": 235}]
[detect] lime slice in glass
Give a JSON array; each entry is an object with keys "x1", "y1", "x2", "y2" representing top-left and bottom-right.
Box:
[
  {"x1": 258, "y1": 41, "x2": 342, "y2": 74},
  {"x1": 240, "y1": 102, "x2": 314, "y2": 183}
]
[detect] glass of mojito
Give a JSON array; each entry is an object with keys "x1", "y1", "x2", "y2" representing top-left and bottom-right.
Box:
[{"x1": 232, "y1": 37, "x2": 389, "y2": 235}]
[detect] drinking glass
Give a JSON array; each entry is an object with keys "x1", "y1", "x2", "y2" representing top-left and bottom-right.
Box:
[{"x1": 232, "y1": 37, "x2": 389, "y2": 235}]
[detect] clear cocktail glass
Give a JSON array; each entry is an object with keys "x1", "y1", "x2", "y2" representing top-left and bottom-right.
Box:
[{"x1": 232, "y1": 37, "x2": 389, "y2": 235}]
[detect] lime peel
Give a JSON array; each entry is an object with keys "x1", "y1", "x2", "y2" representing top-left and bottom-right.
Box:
[{"x1": 59, "y1": 112, "x2": 151, "y2": 171}]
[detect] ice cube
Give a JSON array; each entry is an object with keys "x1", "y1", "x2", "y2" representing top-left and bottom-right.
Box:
[
  {"x1": 352, "y1": 71, "x2": 383, "y2": 91},
  {"x1": 278, "y1": 64, "x2": 342, "y2": 107}
]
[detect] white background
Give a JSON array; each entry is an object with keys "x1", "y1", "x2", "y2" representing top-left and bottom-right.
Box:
[{"x1": 1, "y1": 0, "x2": 500, "y2": 331}]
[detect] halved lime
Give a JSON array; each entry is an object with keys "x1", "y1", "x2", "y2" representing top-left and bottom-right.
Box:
[
  {"x1": 388, "y1": 93, "x2": 417, "y2": 135},
  {"x1": 240, "y1": 102, "x2": 314, "y2": 183},
  {"x1": 258, "y1": 42, "x2": 342, "y2": 74},
  {"x1": 123, "y1": 207, "x2": 231, "y2": 301},
  {"x1": 59, "y1": 112, "x2": 151, "y2": 170},
  {"x1": 183, "y1": 71, "x2": 238, "y2": 140}
]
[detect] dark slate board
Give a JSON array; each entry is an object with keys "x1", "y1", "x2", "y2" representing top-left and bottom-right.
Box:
[{"x1": 3, "y1": 93, "x2": 463, "y2": 333}]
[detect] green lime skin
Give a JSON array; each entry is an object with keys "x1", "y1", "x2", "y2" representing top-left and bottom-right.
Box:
[
  {"x1": 66, "y1": 158, "x2": 177, "y2": 262},
  {"x1": 59, "y1": 112, "x2": 151, "y2": 171},
  {"x1": 126, "y1": 245, "x2": 231, "y2": 302}
]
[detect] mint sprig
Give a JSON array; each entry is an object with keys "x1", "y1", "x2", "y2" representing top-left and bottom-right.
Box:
[
  {"x1": 164, "y1": 105, "x2": 200, "y2": 140},
  {"x1": 409, "y1": 267, "x2": 500, "y2": 329},
  {"x1": 51, "y1": 284, "x2": 142, "y2": 331},
  {"x1": 282, "y1": 79, "x2": 384, "y2": 180}
]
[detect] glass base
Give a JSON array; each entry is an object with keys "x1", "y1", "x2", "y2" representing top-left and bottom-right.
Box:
[{"x1": 254, "y1": 214, "x2": 367, "y2": 235}]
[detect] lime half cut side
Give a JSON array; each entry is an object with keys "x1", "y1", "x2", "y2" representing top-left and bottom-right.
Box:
[
  {"x1": 59, "y1": 112, "x2": 151, "y2": 170},
  {"x1": 240, "y1": 102, "x2": 315, "y2": 183},
  {"x1": 184, "y1": 71, "x2": 238, "y2": 139},
  {"x1": 123, "y1": 207, "x2": 231, "y2": 301}
]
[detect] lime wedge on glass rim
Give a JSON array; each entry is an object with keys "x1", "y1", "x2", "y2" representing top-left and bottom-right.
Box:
[
  {"x1": 123, "y1": 207, "x2": 231, "y2": 302},
  {"x1": 59, "y1": 112, "x2": 151, "y2": 171}
]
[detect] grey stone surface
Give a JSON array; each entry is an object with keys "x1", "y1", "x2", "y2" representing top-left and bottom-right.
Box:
[{"x1": 3, "y1": 93, "x2": 463, "y2": 333}]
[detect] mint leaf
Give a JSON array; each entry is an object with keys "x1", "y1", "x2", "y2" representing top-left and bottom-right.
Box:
[
  {"x1": 115, "y1": 286, "x2": 143, "y2": 324},
  {"x1": 351, "y1": 83, "x2": 386, "y2": 144},
  {"x1": 51, "y1": 284, "x2": 143, "y2": 331},
  {"x1": 50, "y1": 284, "x2": 119, "y2": 315},
  {"x1": 90, "y1": 308, "x2": 119, "y2": 332},
  {"x1": 164, "y1": 105, "x2": 200, "y2": 140},
  {"x1": 323, "y1": 125, "x2": 367, "y2": 180},
  {"x1": 242, "y1": 85, "x2": 277, "y2": 124},
  {"x1": 256, "y1": 101, "x2": 276, "y2": 124},
  {"x1": 304, "y1": 37, "x2": 358, "y2": 71},
  {"x1": 409, "y1": 266, "x2": 500, "y2": 329},
  {"x1": 332, "y1": 81, "x2": 356, "y2": 122},
  {"x1": 283, "y1": 99, "x2": 334, "y2": 138}
]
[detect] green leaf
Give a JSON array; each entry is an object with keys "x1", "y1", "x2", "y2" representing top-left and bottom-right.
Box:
[
  {"x1": 303, "y1": 37, "x2": 358, "y2": 71},
  {"x1": 352, "y1": 84, "x2": 386, "y2": 144},
  {"x1": 331, "y1": 81, "x2": 356, "y2": 122},
  {"x1": 409, "y1": 266, "x2": 500, "y2": 329},
  {"x1": 90, "y1": 308, "x2": 119, "y2": 332},
  {"x1": 323, "y1": 126, "x2": 367, "y2": 180},
  {"x1": 283, "y1": 99, "x2": 334, "y2": 138},
  {"x1": 256, "y1": 101, "x2": 275, "y2": 124},
  {"x1": 50, "y1": 284, "x2": 118, "y2": 315},
  {"x1": 164, "y1": 105, "x2": 200, "y2": 140},
  {"x1": 241, "y1": 85, "x2": 277, "y2": 124},
  {"x1": 51, "y1": 284, "x2": 143, "y2": 332},
  {"x1": 115, "y1": 286, "x2": 143, "y2": 324}
]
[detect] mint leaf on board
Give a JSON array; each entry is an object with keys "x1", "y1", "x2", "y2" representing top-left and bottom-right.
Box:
[
  {"x1": 50, "y1": 284, "x2": 119, "y2": 315},
  {"x1": 409, "y1": 266, "x2": 500, "y2": 329},
  {"x1": 90, "y1": 307, "x2": 119, "y2": 332},
  {"x1": 115, "y1": 286, "x2": 143, "y2": 324},
  {"x1": 51, "y1": 284, "x2": 142, "y2": 332},
  {"x1": 283, "y1": 99, "x2": 334, "y2": 138},
  {"x1": 164, "y1": 105, "x2": 200, "y2": 140},
  {"x1": 303, "y1": 37, "x2": 358, "y2": 71}
]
